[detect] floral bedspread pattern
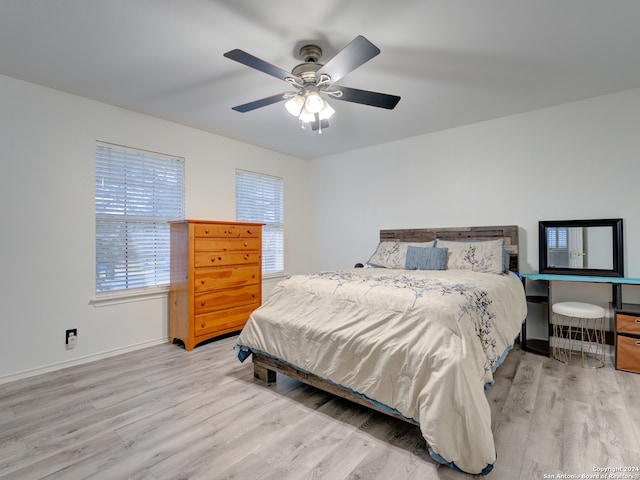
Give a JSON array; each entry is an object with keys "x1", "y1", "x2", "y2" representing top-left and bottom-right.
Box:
[{"x1": 237, "y1": 268, "x2": 527, "y2": 474}]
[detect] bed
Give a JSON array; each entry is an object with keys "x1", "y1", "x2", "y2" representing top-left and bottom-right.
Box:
[{"x1": 235, "y1": 226, "x2": 527, "y2": 475}]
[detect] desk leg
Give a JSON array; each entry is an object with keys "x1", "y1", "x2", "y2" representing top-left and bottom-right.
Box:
[{"x1": 612, "y1": 284, "x2": 622, "y2": 309}]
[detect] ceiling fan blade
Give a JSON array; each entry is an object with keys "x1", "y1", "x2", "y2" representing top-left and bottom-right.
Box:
[
  {"x1": 224, "y1": 49, "x2": 294, "y2": 82},
  {"x1": 331, "y1": 86, "x2": 400, "y2": 109},
  {"x1": 316, "y1": 36, "x2": 380, "y2": 83},
  {"x1": 231, "y1": 93, "x2": 289, "y2": 113}
]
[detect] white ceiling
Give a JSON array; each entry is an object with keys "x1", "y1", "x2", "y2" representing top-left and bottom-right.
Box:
[{"x1": 2, "y1": 1, "x2": 640, "y2": 159}]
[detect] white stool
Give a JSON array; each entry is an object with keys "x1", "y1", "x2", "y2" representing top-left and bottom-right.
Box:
[{"x1": 551, "y1": 302, "x2": 606, "y2": 368}]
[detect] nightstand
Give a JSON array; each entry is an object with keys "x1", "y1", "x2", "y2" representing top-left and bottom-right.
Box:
[{"x1": 614, "y1": 303, "x2": 640, "y2": 373}]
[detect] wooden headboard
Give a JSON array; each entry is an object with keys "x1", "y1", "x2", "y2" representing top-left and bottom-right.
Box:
[{"x1": 380, "y1": 225, "x2": 519, "y2": 273}]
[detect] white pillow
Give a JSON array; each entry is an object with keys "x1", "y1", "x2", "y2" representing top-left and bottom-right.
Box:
[{"x1": 435, "y1": 239, "x2": 505, "y2": 274}]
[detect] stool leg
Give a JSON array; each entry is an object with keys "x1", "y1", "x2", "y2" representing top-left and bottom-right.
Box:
[
  {"x1": 552, "y1": 314, "x2": 559, "y2": 360},
  {"x1": 570, "y1": 317, "x2": 577, "y2": 366},
  {"x1": 580, "y1": 317, "x2": 586, "y2": 368},
  {"x1": 553, "y1": 313, "x2": 573, "y2": 364},
  {"x1": 580, "y1": 316, "x2": 605, "y2": 369},
  {"x1": 553, "y1": 313, "x2": 567, "y2": 363},
  {"x1": 594, "y1": 316, "x2": 605, "y2": 366}
]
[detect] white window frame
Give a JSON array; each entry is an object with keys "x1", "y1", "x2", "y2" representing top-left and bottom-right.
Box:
[
  {"x1": 94, "y1": 141, "x2": 185, "y2": 305},
  {"x1": 547, "y1": 227, "x2": 568, "y2": 250},
  {"x1": 236, "y1": 169, "x2": 284, "y2": 277}
]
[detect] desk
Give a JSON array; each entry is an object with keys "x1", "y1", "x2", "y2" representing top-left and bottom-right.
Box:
[
  {"x1": 520, "y1": 273, "x2": 640, "y2": 356},
  {"x1": 522, "y1": 274, "x2": 640, "y2": 309}
]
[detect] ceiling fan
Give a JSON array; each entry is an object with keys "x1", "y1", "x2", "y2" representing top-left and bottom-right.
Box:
[{"x1": 223, "y1": 35, "x2": 401, "y2": 133}]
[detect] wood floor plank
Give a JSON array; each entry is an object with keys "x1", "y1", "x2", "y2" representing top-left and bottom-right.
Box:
[
  {"x1": 347, "y1": 439, "x2": 438, "y2": 480},
  {"x1": 615, "y1": 368, "x2": 640, "y2": 450},
  {"x1": 0, "y1": 431, "x2": 124, "y2": 480},
  {"x1": 297, "y1": 433, "x2": 380, "y2": 480},
  {"x1": 498, "y1": 351, "x2": 543, "y2": 421},
  {"x1": 255, "y1": 414, "x2": 359, "y2": 477},
  {"x1": 561, "y1": 398, "x2": 603, "y2": 473},
  {"x1": 521, "y1": 365, "x2": 565, "y2": 468},
  {"x1": 148, "y1": 392, "x2": 311, "y2": 479}
]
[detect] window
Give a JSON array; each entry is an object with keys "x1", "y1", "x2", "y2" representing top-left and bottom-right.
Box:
[
  {"x1": 95, "y1": 142, "x2": 185, "y2": 295},
  {"x1": 236, "y1": 169, "x2": 284, "y2": 276},
  {"x1": 547, "y1": 227, "x2": 568, "y2": 250}
]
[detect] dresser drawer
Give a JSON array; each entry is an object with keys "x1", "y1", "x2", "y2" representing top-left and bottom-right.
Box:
[
  {"x1": 617, "y1": 314, "x2": 640, "y2": 335},
  {"x1": 194, "y1": 224, "x2": 260, "y2": 238},
  {"x1": 194, "y1": 251, "x2": 260, "y2": 268},
  {"x1": 194, "y1": 266, "x2": 259, "y2": 293},
  {"x1": 194, "y1": 285, "x2": 260, "y2": 314},
  {"x1": 195, "y1": 237, "x2": 261, "y2": 253},
  {"x1": 616, "y1": 334, "x2": 640, "y2": 374},
  {"x1": 194, "y1": 303, "x2": 259, "y2": 337}
]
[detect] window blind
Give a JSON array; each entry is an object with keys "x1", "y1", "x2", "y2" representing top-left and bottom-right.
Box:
[
  {"x1": 236, "y1": 169, "x2": 284, "y2": 275},
  {"x1": 547, "y1": 227, "x2": 568, "y2": 249},
  {"x1": 95, "y1": 142, "x2": 185, "y2": 293}
]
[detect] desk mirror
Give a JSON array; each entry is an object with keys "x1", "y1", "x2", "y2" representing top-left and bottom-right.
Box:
[{"x1": 539, "y1": 218, "x2": 624, "y2": 277}]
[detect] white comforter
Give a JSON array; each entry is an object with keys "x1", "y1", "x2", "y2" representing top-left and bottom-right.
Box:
[{"x1": 236, "y1": 268, "x2": 527, "y2": 474}]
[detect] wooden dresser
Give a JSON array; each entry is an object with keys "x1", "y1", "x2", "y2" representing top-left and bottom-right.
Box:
[
  {"x1": 169, "y1": 220, "x2": 263, "y2": 351},
  {"x1": 614, "y1": 304, "x2": 640, "y2": 373}
]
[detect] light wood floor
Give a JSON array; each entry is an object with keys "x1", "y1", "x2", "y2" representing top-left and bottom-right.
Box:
[{"x1": 1, "y1": 336, "x2": 639, "y2": 480}]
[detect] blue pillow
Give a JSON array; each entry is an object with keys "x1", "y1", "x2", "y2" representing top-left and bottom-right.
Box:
[
  {"x1": 503, "y1": 249, "x2": 512, "y2": 273},
  {"x1": 405, "y1": 246, "x2": 448, "y2": 270}
]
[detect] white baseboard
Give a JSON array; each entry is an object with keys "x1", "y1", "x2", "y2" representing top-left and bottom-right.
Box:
[{"x1": 0, "y1": 337, "x2": 169, "y2": 386}]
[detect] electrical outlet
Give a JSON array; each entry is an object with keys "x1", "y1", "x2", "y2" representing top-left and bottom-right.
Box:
[{"x1": 65, "y1": 329, "x2": 77, "y2": 349}]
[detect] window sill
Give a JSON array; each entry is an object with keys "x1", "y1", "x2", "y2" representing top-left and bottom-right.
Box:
[
  {"x1": 91, "y1": 275, "x2": 281, "y2": 307},
  {"x1": 264, "y1": 272, "x2": 287, "y2": 281},
  {"x1": 91, "y1": 285, "x2": 169, "y2": 307}
]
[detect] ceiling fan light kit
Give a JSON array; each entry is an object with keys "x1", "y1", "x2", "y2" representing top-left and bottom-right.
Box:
[{"x1": 224, "y1": 36, "x2": 400, "y2": 134}]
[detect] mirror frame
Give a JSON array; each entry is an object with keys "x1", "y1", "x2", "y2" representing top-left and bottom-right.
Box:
[{"x1": 538, "y1": 218, "x2": 624, "y2": 277}]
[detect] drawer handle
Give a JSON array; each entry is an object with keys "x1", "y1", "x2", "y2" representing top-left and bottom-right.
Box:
[
  {"x1": 244, "y1": 254, "x2": 250, "y2": 260},
  {"x1": 200, "y1": 301, "x2": 205, "y2": 307},
  {"x1": 637, "y1": 341, "x2": 640, "y2": 346},
  {"x1": 246, "y1": 229, "x2": 252, "y2": 235},
  {"x1": 200, "y1": 280, "x2": 205, "y2": 285},
  {"x1": 211, "y1": 256, "x2": 222, "y2": 262},
  {"x1": 204, "y1": 228, "x2": 209, "y2": 234},
  {"x1": 201, "y1": 322, "x2": 206, "y2": 328},
  {"x1": 636, "y1": 319, "x2": 640, "y2": 323},
  {"x1": 244, "y1": 242, "x2": 248, "y2": 247}
]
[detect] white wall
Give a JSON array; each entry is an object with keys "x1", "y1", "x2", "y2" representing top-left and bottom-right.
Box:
[
  {"x1": 0, "y1": 74, "x2": 311, "y2": 382},
  {"x1": 308, "y1": 88, "x2": 640, "y2": 310}
]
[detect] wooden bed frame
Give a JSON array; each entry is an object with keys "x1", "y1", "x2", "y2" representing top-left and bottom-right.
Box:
[{"x1": 252, "y1": 225, "x2": 520, "y2": 422}]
